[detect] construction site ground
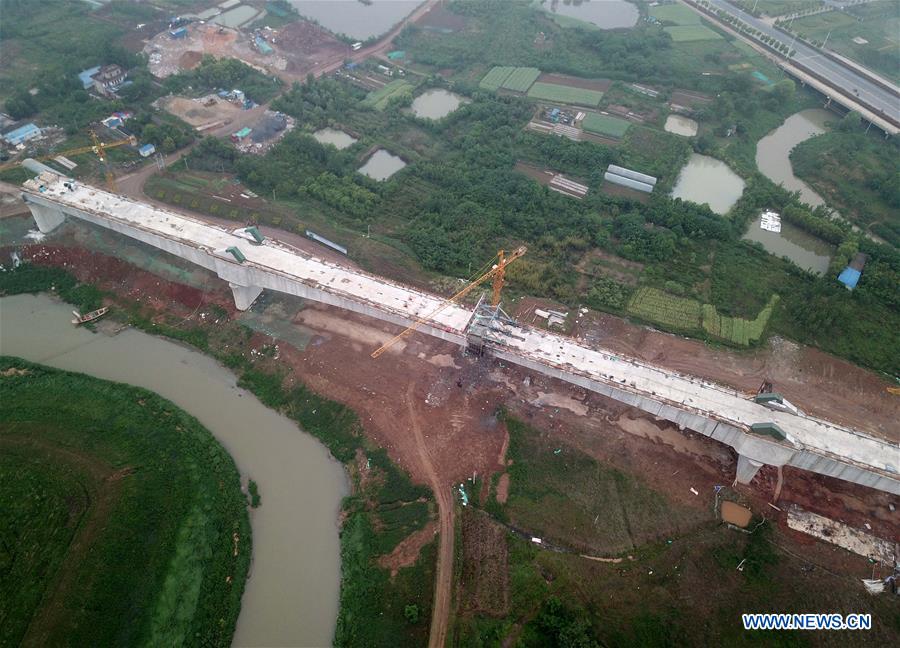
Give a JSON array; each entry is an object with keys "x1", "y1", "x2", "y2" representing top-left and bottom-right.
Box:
[
  {"x1": 3, "y1": 207, "x2": 898, "y2": 645},
  {"x1": 144, "y1": 22, "x2": 345, "y2": 84}
]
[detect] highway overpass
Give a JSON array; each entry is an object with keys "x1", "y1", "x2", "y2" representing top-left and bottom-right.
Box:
[
  {"x1": 687, "y1": 0, "x2": 899, "y2": 135},
  {"x1": 19, "y1": 172, "x2": 900, "y2": 496}
]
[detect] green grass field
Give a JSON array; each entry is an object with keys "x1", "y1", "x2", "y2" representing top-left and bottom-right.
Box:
[
  {"x1": 478, "y1": 66, "x2": 515, "y2": 90},
  {"x1": 527, "y1": 82, "x2": 603, "y2": 106},
  {"x1": 649, "y1": 4, "x2": 700, "y2": 25},
  {"x1": 0, "y1": 357, "x2": 250, "y2": 647},
  {"x1": 665, "y1": 24, "x2": 724, "y2": 42},
  {"x1": 362, "y1": 80, "x2": 414, "y2": 111},
  {"x1": 501, "y1": 67, "x2": 540, "y2": 92},
  {"x1": 581, "y1": 113, "x2": 631, "y2": 138}
]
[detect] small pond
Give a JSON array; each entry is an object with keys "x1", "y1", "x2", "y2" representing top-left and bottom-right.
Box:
[
  {"x1": 742, "y1": 214, "x2": 834, "y2": 275},
  {"x1": 358, "y1": 149, "x2": 406, "y2": 181},
  {"x1": 543, "y1": 0, "x2": 639, "y2": 30},
  {"x1": 410, "y1": 89, "x2": 468, "y2": 120},
  {"x1": 671, "y1": 154, "x2": 745, "y2": 215},
  {"x1": 664, "y1": 114, "x2": 698, "y2": 137},
  {"x1": 313, "y1": 127, "x2": 358, "y2": 150},
  {"x1": 289, "y1": 0, "x2": 423, "y2": 40}
]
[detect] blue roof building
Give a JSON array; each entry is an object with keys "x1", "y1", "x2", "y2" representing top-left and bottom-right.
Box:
[
  {"x1": 78, "y1": 66, "x2": 101, "y2": 89},
  {"x1": 3, "y1": 123, "x2": 42, "y2": 146},
  {"x1": 837, "y1": 252, "x2": 868, "y2": 290},
  {"x1": 138, "y1": 143, "x2": 156, "y2": 157}
]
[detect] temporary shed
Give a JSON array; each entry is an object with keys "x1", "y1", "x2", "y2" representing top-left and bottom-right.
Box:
[
  {"x1": 3, "y1": 123, "x2": 42, "y2": 146},
  {"x1": 78, "y1": 66, "x2": 101, "y2": 89},
  {"x1": 138, "y1": 143, "x2": 156, "y2": 157}
]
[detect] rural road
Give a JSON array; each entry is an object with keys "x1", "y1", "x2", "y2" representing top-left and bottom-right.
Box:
[{"x1": 406, "y1": 383, "x2": 453, "y2": 648}]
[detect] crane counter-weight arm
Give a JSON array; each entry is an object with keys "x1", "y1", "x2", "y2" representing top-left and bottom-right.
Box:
[{"x1": 371, "y1": 246, "x2": 526, "y2": 359}]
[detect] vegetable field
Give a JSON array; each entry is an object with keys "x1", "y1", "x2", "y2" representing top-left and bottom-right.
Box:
[
  {"x1": 702, "y1": 295, "x2": 779, "y2": 346},
  {"x1": 582, "y1": 113, "x2": 631, "y2": 138},
  {"x1": 527, "y1": 82, "x2": 603, "y2": 106},
  {"x1": 502, "y1": 67, "x2": 540, "y2": 92},
  {"x1": 627, "y1": 287, "x2": 701, "y2": 331},
  {"x1": 362, "y1": 80, "x2": 414, "y2": 111},
  {"x1": 665, "y1": 25, "x2": 723, "y2": 42},
  {"x1": 479, "y1": 66, "x2": 540, "y2": 92},
  {"x1": 649, "y1": 4, "x2": 699, "y2": 25}
]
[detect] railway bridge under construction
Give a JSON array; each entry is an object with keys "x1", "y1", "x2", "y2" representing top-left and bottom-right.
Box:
[{"x1": 21, "y1": 172, "x2": 900, "y2": 496}]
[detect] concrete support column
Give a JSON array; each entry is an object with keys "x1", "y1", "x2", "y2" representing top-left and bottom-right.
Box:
[
  {"x1": 28, "y1": 201, "x2": 66, "y2": 233},
  {"x1": 736, "y1": 454, "x2": 764, "y2": 485},
  {"x1": 229, "y1": 283, "x2": 262, "y2": 311}
]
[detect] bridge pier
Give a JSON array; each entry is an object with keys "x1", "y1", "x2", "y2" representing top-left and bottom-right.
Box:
[
  {"x1": 27, "y1": 200, "x2": 66, "y2": 233},
  {"x1": 228, "y1": 283, "x2": 263, "y2": 311},
  {"x1": 736, "y1": 454, "x2": 765, "y2": 485}
]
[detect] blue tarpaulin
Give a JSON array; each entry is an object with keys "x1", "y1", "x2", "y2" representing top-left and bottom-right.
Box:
[{"x1": 837, "y1": 267, "x2": 861, "y2": 290}]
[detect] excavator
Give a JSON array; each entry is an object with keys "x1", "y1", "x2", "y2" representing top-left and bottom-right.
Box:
[
  {"x1": 0, "y1": 130, "x2": 136, "y2": 192},
  {"x1": 371, "y1": 247, "x2": 527, "y2": 358}
]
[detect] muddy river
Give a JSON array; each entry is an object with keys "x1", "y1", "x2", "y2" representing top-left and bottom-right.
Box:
[
  {"x1": 671, "y1": 153, "x2": 745, "y2": 215},
  {"x1": 0, "y1": 293, "x2": 348, "y2": 648},
  {"x1": 290, "y1": 0, "x2": 423, "y2": 40},
  {"x1": 542, "y1": 0, "x2": 639, "y2": 29},
  {"x1": 358, "y1": 148, "x2": 406, "y2": 181},
  {"x1": 410, "y1": 89, "x2": 468, "y2": 120}
]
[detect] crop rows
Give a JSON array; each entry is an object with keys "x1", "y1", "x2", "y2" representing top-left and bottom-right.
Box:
[
  {"x1": 702, "y1": 295, "x2": 780, "y2": 346},
  {"x1": 479, "y1": 66, "x2": 516, "y2": 90},
  {"x1": 627, "y1": 287, "x2": 701, "y2": 330},
  {"x1": 582, "y1": 113, "x2": 631, "y2": 138},
  {"x1": 501, "y1": 67, "x2": 540, "y2": 92},
  {"x1": 362, "y1": 80, "x2": 414, "y2": 111},
  {"x1": 526, "y1": 82, "x2": 604, "y2": 107}
]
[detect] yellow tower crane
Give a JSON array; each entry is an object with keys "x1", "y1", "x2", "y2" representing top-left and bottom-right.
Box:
[{"x1": 371, "y1": 246, "x2": 526, "y2": 359}]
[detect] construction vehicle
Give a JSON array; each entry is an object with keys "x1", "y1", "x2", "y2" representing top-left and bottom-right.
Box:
[
  {"x1": 371, "y1": 246, "x2": 526, "y2": 359},
  {"x1": 0, "y1": 131, "x2": 136, "y2": 191}
]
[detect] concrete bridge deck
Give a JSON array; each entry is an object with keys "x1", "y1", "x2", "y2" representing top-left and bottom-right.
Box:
[{"x1": 20, "y1": 173, "x2": 900, "y2": 495}]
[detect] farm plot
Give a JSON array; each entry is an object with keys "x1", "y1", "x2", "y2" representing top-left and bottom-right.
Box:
[
  {"x1": 627, "y1": 287, "x2": 701, "y2": 331},
  {"x1": 582, "y1": 113, "x2": 631, "y2": 138},
  {"x1": 501, "y1": 67, "x2": 540, "y2": 92},
  {"x1": 362, "y1": 80, "x2": 414, "y2": 111},
  {"x1": 479, "y1": 66, "x2": 515, "y2": 90},
  {"x1": 527, "y1": 82, "x2": 603, "y2": 107},
  {"x1": 665, "y1": 25, "x2": 723, "y2": 42},
  {"x1": 650, "y1": 4, "x2": 700, "y2": 25},
  {"x1": 702, "y1": 295, "x2": 779, "y2": 346}
]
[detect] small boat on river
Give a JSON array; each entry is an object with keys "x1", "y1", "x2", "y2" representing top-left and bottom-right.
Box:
[{"x1": 72, "y1": 307, "x2": 109, "y2": 325}]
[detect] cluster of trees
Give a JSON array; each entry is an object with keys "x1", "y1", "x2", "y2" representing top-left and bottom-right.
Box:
[
  {"x1": 272, "y1": 76, "x2": 367, "y2": 128},
  {"x1": 130, "y1": 111, "x2": 194, "y2": 153},
  {"x1": 162, "y1": 57, "x2": 283, "y2": 104}
]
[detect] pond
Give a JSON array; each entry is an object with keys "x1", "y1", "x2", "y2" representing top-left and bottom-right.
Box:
[
  {"x1": 410, "y1": 89, "x2": 468, "y2": 120},
  {"x1": 755, "y1": 108, "x2": 831, "y2": 209},
  {"x1": 664, "y1": 114, "x2": 699, "y2": 137},
  {"x1": 289, "y1": 0, "x2": 423, "y2": 40},
  {"x1": 313, "y1": 127, "x2": 358, "y2": 150},
  {"x1": 742, "y1": 214, "x2": 834, "y2": 275},
  {"x1": 542, "y1": 0, "x2": 639, "y2": 30},
  {"x1": 671, "y1": 153, "x2": 745, "y2": 215},
  {"x1": 0, "y1": 293, "x2": 349, "y2": 648},
  {"x1": 358, "y1": 149, "x2": 406, "y2": 181}
]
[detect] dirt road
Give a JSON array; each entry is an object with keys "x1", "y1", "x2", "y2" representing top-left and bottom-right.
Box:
[{"x1": 405, "y1": 382, "x2": 453, "y2": 648}]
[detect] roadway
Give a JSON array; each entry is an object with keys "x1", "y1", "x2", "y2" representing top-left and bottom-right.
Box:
[{"x1": 700, "y1": 0, "x2": 900, "y2": 126}]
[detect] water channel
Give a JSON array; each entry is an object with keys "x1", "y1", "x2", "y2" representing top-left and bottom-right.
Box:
[
  {"x1": 747, "y1": 108, "x2": 837, "y2": 273},
  {"x1": 410, "y1": 89, "x2": 468, "y2": 120},
  {"x1": 671, "y1": 153, "x2": 746, "y2": 215},
  {"x1": 314, "y1": 127, "x2": 358, "y2": 150},
  {"x1": 289, "y1": 0, "x2": 423, "y2": 40},
  {"x1": 0, "y1": 293, "x2": 348, "y2": 648},
  {"x1": 358, "y1": 148, "x2": 407, "y2": 181},
  {"x1": 755, "y1": 108, "x2": 831, "y2": 209},
  {"x1": 542, "y1": 0, "x2": 639, "y2": 29}
]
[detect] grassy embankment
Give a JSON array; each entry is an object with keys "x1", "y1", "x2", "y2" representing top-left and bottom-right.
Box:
[
  {"x1": 0, "y1": 357, "x2": 251, "y2": 647},
  {"x1": 0, "y1": 263, "x2": 437, "y2": 648},
  {"x1": 453, "y1": 414, "x2": 900, "y2": 647}
]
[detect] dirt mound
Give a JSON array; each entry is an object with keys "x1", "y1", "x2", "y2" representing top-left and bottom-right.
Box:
[{"x1": 178, "y1": 51, "x2": 203, "y2": 70}]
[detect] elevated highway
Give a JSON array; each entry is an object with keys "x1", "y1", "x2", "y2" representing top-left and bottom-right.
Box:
[
  {"x1": 686, "y1": 0, "x2": 900, "y2": 135},
  {"x1": 20, "y1": 172, "x2": 900, "y2": 496}
]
